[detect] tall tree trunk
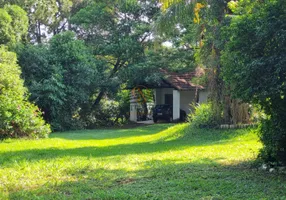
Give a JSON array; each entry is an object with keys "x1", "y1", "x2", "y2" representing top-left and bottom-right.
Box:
[
  {"x1": 36, "y1": 21, "x2": 42, "y2": 44},
  {"x1": 92, "y1": 91, "x2": 105, "y2": 109},
  {"x1": 209, "y1": 64, "x2": 224, "y2": 124}
]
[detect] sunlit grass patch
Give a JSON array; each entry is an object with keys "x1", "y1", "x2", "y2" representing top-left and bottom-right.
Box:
[{"x1": 0, "y1": 124, "x2": 285, "y2": 199}]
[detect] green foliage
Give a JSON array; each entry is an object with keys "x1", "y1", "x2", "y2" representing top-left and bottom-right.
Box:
[
  {"x1": 4, "y1": 5, "x2": 28, "y2": 42},
  {"x1": 0, "y1": 0, "x2": 84, "y2": 43},
  {"x1": 114, "y1": 89, "x2": 131, "y2": 122},
  {"x1": 84, "y1": 100, "x2": 122, "y2": 128},
  {"x1": 0, "y1": 5, "x2": 28, "y2": 45},
  {"x1": 156, "y1": 0, "x2": 236, "y2": 125},
  {"x1": 188, "y1": 103, "x2": 219, "y2": 128},
  {"x1": 71, "y1": 0, "x2": 161, "y2": 107},
  {"x1": 0, "y1": 8, "x2": 12, "y2": 45},
  {"x1": 0, "y1": 46, "x2": 50, "y2": 139},
  {"x1": 123, "y1": 47, "x2": 197, "y2": 89},
  {"x1": 71, "y1": 0, "x2": 159, "y2": 60},
  {"x1": 81, "y1": 89, "x2": 131, "y2": 128},
  {"x1": 222, "y1": 0, "x2": 286, "y2": 164},
  {"x1": 222, "y1": 1, "x2": 286, "y2": 108},
  {"x1": 258, "y1": 116, "x2": 286, "y2": 165},
  {"x1": 17, "y1": 31, "x2": 102, "y2": 130},
  {"x1": 14, "y1": 1, "x2": 163, "y2": 130}
]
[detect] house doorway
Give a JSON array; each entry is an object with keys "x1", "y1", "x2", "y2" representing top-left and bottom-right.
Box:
[{"x1": 165, "y1": 94, "x2": 173, "y2": 105}]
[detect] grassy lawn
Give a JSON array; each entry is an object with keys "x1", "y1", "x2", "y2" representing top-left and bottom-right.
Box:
[{"x1": 0, "y1": 124, "x2": 285, "y2": 199}]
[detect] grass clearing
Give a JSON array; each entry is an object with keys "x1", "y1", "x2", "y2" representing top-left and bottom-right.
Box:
[{"x1": 0, "y1": 124, "x2": 285, "y2": 199}]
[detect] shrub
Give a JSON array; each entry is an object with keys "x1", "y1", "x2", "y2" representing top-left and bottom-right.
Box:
[
  {"x1": 0, "y1": 46, "x2": 51, "y2": 139},
  {"x1": 82, "y1": 99, "x2": 123, "y2": 128},
  {"x1": 258, "y1": 116, "x2": 286, "y2": 166},
  {"x1": 188, "y1": 103, "x2": 218, "y2": 128}
]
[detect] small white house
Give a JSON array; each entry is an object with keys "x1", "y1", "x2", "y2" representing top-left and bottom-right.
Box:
[{"x1": 130, "y1": 68, "x2": 209, "y2": 122}]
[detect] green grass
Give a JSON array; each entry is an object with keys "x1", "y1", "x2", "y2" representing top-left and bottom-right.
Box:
[{"x1": 0, "y1": 124, "x2": 285, "y2": 199}]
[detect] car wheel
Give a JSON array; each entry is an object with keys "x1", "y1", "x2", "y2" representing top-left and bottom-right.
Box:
[{"x1": 153, "y1": 118, "x2": 158, "y2": 123}]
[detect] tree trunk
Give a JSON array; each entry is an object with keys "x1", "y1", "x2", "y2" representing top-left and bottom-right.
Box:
[
  {"x1": 92, "y1": 91, "x2": 105, "y2": 109},
  {"x1": 37, "y1": 21, "x2": 42, "y2": 44},
  {"x1": 91, "y1": 59, "x2": 125, "y2": 109}
]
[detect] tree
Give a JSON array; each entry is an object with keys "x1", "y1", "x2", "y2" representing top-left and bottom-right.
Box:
[
  {"x1": 17, "y1": 31, "x2": 103, "y2": 130},
  {"x1": 0, "y1": 3, "x2": 49, "y2": 138},
  {"x1": 156, "y1": 0, "x2": 250, "y2": 125},
  {"x1": 123, "y1": 46, "x2": 197, "y2": 88},
  {"x1": 71, "y1": 0, "x2": 161, "y2": 108},
  {"x1": 0, "y1": 46, "x2": 51, "y2": 139},
  {"x1": 0, "y1": 5, "x2": 28, "y2": 45},
  {"x1": 0, "y1": 0, "x2": 85, "y2": 43},
  {"x1": 222, "y1": 0, "x2": 286, "y2": 164}
]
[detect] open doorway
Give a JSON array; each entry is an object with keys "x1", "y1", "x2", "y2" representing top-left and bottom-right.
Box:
[{"x1": 165, "y1": 94, "x2": 173, "y2": 105}]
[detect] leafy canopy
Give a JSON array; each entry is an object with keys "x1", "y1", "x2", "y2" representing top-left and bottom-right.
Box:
[
  {"x1": 0, "y1": 5, "x2": 28, "y2": 45},
  {"x1": 222, "y1": 0, "x2": 286, "y2": 113},
  {"x1": 71, "y1": 0, "x2": 161, "y2": 107},
  {"x1": 17, "y1": 32, "x2": 102, "y2": 130}
]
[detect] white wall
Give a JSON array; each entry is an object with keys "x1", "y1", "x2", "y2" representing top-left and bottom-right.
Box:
[
  {"x1": 130, "y1": 103, "x2": 137, "y2": 122},
  {"x1": 199, "y1": 90, "x2": 209, "y2": 104},
  {"x1": 173, "y1": 90, "x2": 180, "y2": 120},
  {"x1": 180, "y1": 90, "x2": 196, "y2": 114},
  {"x1": 152, "y1": 88, "x2": 208, "y2": 119},
  {"x1": 130, "y1": 91, "x2": 138, "y2": 122},
  {"x1": 155, "y1": 88, "x2": 173, "y2": 105}
]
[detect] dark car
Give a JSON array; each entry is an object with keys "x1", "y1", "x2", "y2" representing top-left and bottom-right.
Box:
[{"x1": 152, "y1": 104, "x2": 186, "y2": 123}]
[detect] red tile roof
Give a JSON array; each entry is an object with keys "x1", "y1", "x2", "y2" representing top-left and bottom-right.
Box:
[{"x1": 160, "y1": 68, "x2": 205, "y2": 90}]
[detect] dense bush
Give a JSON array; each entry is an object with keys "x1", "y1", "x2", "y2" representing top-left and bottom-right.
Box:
[
  {"x1": 82, "y1": 99, "x2": 122, "y2": 128},
  {"x1": 258, "y1": 116, "x2": 286, "y2": 165},
  {"x1": 17, "y1": 32, "x2": 102, "y2": 131},
  {"x1": 82, "y1": 90, "x2": 130, "y2": 128},
  {"x1": 188, "y1": 103, "x2": 218, "y2": 128},
  {"x1": 88, "y1": 100, "x2": 120, "y2": 127},
  {"x1": 0, "y1": 46, "x2": 51, "y2": 139}
]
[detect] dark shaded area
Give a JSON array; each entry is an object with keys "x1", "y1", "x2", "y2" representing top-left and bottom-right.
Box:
[{"x1": 50, "y1": 124, "x2": 174, "y2": 140}]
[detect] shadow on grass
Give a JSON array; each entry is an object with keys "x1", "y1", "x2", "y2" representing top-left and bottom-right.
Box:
[
  {"x1": 0, "y1": 127, "x2": 254, "y2": 167},
  {"x1": 8, "y1": 158, "x2": 286, "y2": 200},
  {"x1": 50, "y1": 124, "x2": 175, "y2": 140}
]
